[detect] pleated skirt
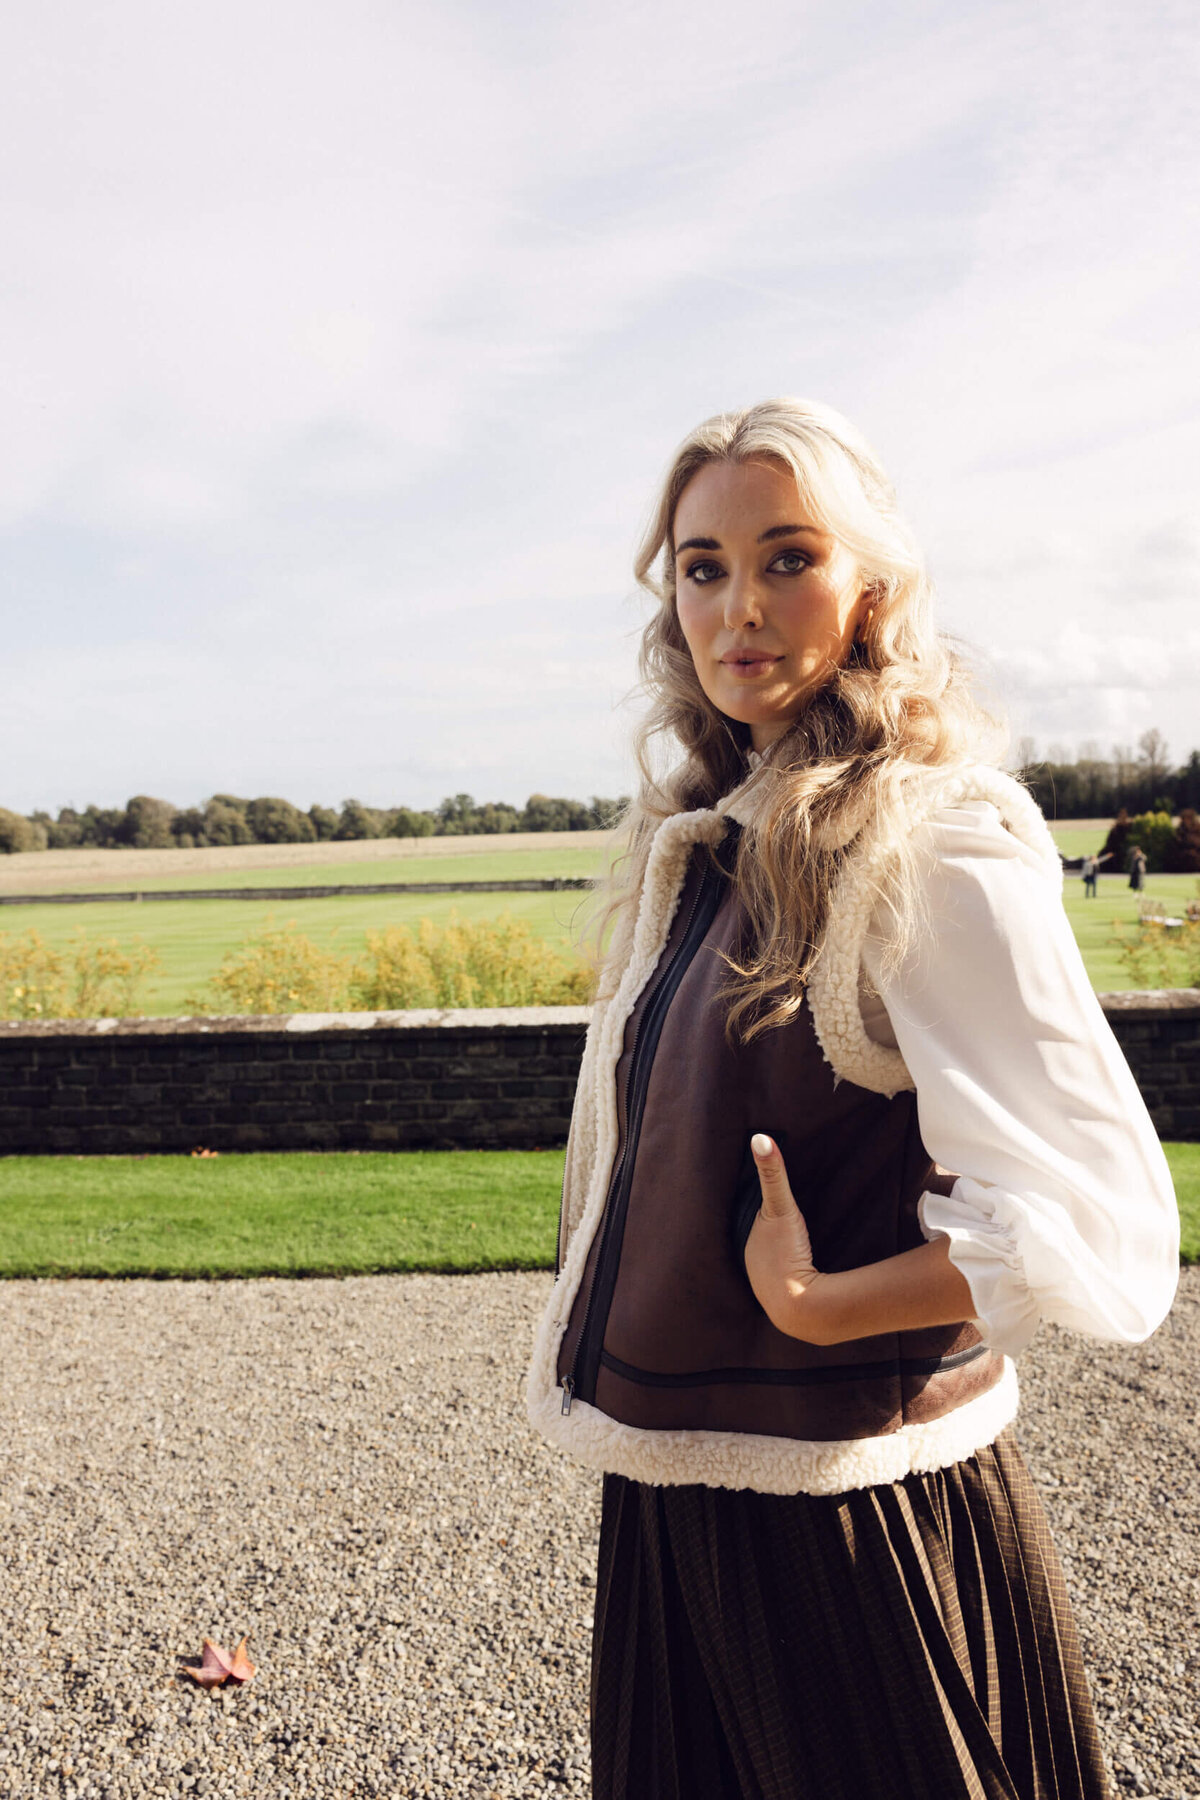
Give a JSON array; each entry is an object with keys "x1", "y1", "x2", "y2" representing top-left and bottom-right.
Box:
[{"x1": 591, "y1": 1431, "x2": 1111, "y2": 1800}]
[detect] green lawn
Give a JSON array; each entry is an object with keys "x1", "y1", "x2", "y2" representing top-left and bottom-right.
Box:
[
  {"x1": 0, "y1": 1145, "x2": 1193, "y2": 1278},
  {"x1": 0, "y1": 1150, "x2": 566, "y2": 1278},
  {"x1": 2, "y1": 889, "x2": 595, "y2": 1016},
  {"x1": 1049, "y1": 825, "x2": 1111, "y2": 860},
  {"x1": 1060, "y1": 873, "x2": 1198, "y2": 991}
]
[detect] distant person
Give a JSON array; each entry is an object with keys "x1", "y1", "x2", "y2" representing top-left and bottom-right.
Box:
[
  {"x1": 1128, "y1": 845, "x2": 1148, "y2": 891},
  {"x1": 1082, "y1": 849, "x2": 1111, "y2": 897},
  {"x1": 527, "y1": 397, "x2": 1179, "y2": 1799}
]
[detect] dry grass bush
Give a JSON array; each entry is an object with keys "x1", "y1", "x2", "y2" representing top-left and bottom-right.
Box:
[
  {"x1": 0, "y1": 929, "x2": 160, "y2": 1019},
  {"x1": 188, "y1": 914, "x2": 594, "y2": 1015},
  {"x1": 1110, "y1": 912, "x2": 1200, "y2": 989}
]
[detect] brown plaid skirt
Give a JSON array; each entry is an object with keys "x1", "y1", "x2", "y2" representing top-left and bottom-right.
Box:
[{"x1": 591, "y1": 1430, "x2": 1111, "y2": 1800}]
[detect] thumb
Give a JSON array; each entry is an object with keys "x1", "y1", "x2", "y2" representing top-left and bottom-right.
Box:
[{"x1": 751, "y1": 1133, "x2": 796, "y2": 1220}]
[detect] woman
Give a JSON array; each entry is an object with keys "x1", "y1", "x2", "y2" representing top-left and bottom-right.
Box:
[{"x1": 525, "y1": 399, "x2": 1178, "y2": 1800}]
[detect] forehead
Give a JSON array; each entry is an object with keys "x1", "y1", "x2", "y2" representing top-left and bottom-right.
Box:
[{"x1": 673, "y1": 458, "x2": 813, "y2": 543}]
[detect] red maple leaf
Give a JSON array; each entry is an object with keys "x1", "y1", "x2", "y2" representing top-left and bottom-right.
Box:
[{"x1": 178, "y1": 1636, "x2": 256, "y2": 1688}]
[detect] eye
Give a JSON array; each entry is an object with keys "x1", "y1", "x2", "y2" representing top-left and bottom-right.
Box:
[
  {"x1": 768, "y1": 548, "x2": 809, "y2": 575},
  {"x1": 683, "y1": 558, "x2": 723, "y2": 585}
]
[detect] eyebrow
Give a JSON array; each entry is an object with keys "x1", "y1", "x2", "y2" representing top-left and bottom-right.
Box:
[{"x1": 674, "y1": 524, "x2": 821, "y2": 555}]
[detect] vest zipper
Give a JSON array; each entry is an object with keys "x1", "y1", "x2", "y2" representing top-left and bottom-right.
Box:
[{"x1": 561, "y1": 852, "x2": 725, "y2": 1416}]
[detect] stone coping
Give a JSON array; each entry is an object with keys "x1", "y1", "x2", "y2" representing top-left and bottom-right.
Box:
[
  {"x1": 1, "y1": 995, "x2": 1196, "y2": 1040},
  {"x1": 0, "y1": 1006, "x2": 594, "y2": 1039}
]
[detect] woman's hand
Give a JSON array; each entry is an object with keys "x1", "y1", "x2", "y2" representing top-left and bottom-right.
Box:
[
  {"x1": 743, "y1": 1133, "x2": 978, "y2": 1344},
  {"x1": 742, "y1": 1133, "x2": 833, "y2": 1343}
]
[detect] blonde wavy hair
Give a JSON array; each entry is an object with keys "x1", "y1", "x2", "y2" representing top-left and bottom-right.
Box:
[{"x1": 597, "y1": 397, "x2": 1006, "y2": 1039}]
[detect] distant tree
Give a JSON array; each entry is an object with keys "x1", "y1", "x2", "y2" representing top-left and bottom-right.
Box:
[
  {"x1": 1014, "y1": 736, "x2": 1038, "y2": 772},
  {"x1": 308, "y1": 805, "x2": 339, "y2": 841},
  {"x1": 335, "y1": 798, "x2": 381, "y2": 840},
  {"x1": 521, "y1": 793, "x2": 595, "y2": 832},
  {"x1": 473, "y1": 802, "x2": 522, "y2": 834},
  {"x1": 383, "y1": 806, "x2": 436, "y2": 838},
  {"x1": 245, "y1": 796, "x2": 317, "y2": 844},
  {"x1": 78, "y1": 804, "x2": 127, "y2": 847},
  {"x1": 172, "y1": 807, "x2": 207, "y2": 844},
  {"x1": 47, "y1": 807, "x2": 84, "y2": 849},
  {"x1": 436, "y1": 793, "x2": 483, "y2": 835},
  {"x1": 588, "y1": 796, "x2": 628, "y2": 829},
  {"x1": 1138, "y1": 728, "x2": 1171, "y2": 802},
  {"x1": 121, "y1": 795, "x2": 177, "y2": 849},
  {"x1": 201, "y1": 798, "x2": 253, "y2": 846},
  {"x1": 0, "y1": 808, "x2": 41, "y2": 853}
]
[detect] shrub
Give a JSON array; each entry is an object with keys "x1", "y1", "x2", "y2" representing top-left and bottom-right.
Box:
[
  {"x1": 187, "y1": 914, "x2": 596, "y2": 1015},
  {"x1": 0, "y1": 930, "x2": 161, "y2": 1019},
  {"x1": 1110, "y1": 916, "x2": 1200, "y2": 989},
  {"x1": 1125, "y1": 811, "x2": 1176, "y2": 872},
  {"x1": 187, "y1": 921, "x2": 353, "y2": 1015},
  {"x1": 351, "y1": 915, "x2": 595, "y2": 1010}
]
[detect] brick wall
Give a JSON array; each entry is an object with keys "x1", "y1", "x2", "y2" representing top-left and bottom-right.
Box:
[
  {"x1": 0, "y1": 993, "x2": 1197, "y2": 1156},
  {"x1": 0, "y1": 1009, "x2": 591, "y2": 1155}
]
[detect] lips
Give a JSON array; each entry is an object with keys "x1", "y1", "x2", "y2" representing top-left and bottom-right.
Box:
[{"x1": 720, "y1": 650, "x2": 782, "y2": 676}]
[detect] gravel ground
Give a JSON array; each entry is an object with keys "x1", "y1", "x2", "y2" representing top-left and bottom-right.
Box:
[{"x1": 0, "y1": 1269, "x2": 1196, "y2": 1800}]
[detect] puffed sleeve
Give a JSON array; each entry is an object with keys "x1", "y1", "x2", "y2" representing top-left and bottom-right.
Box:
[{"x1": 860, "y1": 800, "x2": 1180, "y2": 1358}]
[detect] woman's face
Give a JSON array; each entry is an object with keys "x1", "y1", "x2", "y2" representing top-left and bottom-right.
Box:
[{"x1": 672, "y1": 457, "x2": 869, "y2": 752}]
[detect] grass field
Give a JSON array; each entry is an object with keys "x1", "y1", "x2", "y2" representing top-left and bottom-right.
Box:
[
  {"x1": 0, "y1": 844, "x2": 610, "y2": 895},
  {"x1": 1, "y1": 889, "x2": 597, "y2": 1015},
  {"x1": 0, "y1": 1144, "x2": 1194, "y2": 1277},
  {"x1": 2, "y1": 832, "x2": 1196, "y2": 1012}
]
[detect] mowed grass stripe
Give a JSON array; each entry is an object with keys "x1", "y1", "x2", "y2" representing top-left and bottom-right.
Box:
[
  {"x1": 4, "y1": 844, "x2": 610, "y2": 896},
  {"x1": 0, "y1": 1149, "x2": 567, "y2": 1277},
  {"x1": 0, "y1": 1145, "x2": 1194, "y2": 1278}
]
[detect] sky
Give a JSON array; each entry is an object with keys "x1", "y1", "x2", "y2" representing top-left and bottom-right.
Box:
[{"x1": 3, "y1": 0, "x2": 1198, "y2": 815}]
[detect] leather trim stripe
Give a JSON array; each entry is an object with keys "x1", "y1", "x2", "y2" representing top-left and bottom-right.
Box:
[{"x1": 599, "y1": 1342, "x2": 989, "y2": 1389}]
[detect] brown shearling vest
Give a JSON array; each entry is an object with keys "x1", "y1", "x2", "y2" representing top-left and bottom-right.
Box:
[{"x1": 555, "y1": 834, "x2": 1005, "y2": 1444}]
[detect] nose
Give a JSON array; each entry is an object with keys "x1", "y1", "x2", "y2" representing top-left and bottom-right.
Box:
[{"x1": 723, "y1": 573, "x2": 765, "y2": 631}]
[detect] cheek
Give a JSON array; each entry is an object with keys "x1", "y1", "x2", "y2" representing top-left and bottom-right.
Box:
[{"x1": 674, "y1": 595, "x2": 709, "y2": 659}]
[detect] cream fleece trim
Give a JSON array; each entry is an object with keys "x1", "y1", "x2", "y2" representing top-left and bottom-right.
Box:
[
  {"x1": 527, "y1": 1358, "x2": 1019, "y2": 1497},
  {"x1": 806, "y1": 765, "x2": 1062, "y2": 1098}
]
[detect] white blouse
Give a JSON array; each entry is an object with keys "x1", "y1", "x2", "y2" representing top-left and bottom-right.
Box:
[{"x1": 859, "y1": 800, "x2": 1180, "y2": 1359}]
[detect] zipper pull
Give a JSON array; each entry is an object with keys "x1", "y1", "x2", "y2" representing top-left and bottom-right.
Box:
[{"x1": 560, "y1": 1376, "x2": 575, "y2": 1416}]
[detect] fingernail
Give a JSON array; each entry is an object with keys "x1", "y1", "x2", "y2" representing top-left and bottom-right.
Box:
[{"x1": 751, "y1": 1133, "x2": 773, "y2": 1158}]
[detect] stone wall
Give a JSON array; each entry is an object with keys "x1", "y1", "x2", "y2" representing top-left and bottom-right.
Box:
[
  {"x1": 0, "y1": 993, "x2": 1197, "y2": 1155},
  {"x1": 0, "y1": 1009, "x2": 591, "y2": 1155}
]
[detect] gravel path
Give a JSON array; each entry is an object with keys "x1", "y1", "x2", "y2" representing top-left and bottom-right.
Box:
[{"x1": 1, "y1": 1269, "x2": 1197, "y2": 1800}]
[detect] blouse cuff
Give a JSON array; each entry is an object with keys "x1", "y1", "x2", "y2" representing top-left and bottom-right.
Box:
[{"x1": 917, "y1": 1174, "x2": 1165, "y2": 1360}]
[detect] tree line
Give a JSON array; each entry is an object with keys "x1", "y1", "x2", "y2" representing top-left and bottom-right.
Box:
[
  {"x1": 0, "y1": 791, "x2": 628, "y2": 854},
  {"x1": 1017, "y1": 730, "x2": 1200, "y2": 820}
]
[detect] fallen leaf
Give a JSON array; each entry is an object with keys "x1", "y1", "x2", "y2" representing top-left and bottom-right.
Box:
[
  {"x1": 191, "y1": 1146, "x2": 220, "y2": 1158},
  {"x1": 178, "y1": 1635, "x2": 256, "y2": 1688}
]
